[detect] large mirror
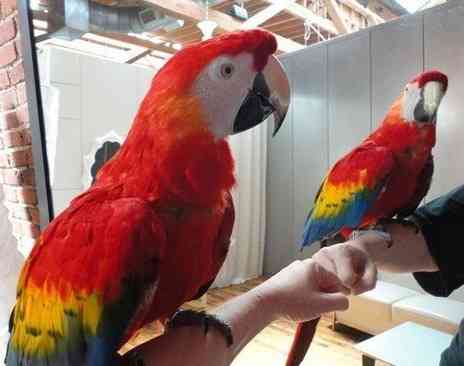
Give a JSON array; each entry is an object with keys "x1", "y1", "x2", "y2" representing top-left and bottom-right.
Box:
[{"x1": 4, "y1": 0, "x2": 464, "y2": 364}]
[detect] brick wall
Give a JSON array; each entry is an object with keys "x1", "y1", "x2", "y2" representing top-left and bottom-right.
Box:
[{"x1": 0, "y1": 0, "x2": 40, "y2": 256}]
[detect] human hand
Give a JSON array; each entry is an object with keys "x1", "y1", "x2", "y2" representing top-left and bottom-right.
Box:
[
  {"x1": 253, "y1": 259, "x2": 349, "y2": 322},
  {"x1": 312, "y1": 241, "x2": 378, "y2": 296}
]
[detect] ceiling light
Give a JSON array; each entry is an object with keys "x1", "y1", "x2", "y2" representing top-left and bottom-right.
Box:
[{"x1": 197, "y1": 20, "x2": 218, "y2": 40}]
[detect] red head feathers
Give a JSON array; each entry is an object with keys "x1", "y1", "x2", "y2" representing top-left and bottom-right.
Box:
[
  {"x1": 150, "y1": 29, "x2": 277, "y2": 95},
  {"x1": 411, "y1": 69, "x2": 448, "y2": 92}
]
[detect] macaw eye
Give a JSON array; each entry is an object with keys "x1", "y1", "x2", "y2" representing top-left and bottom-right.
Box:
[
  {"x1": 405, "y1": 86, "x2": 409, "y2": 92},
  {"x1": 220, "y1": 63, "x2": 235, "y2": 79}
]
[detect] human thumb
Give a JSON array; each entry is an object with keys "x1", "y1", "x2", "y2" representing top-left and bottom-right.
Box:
[{"x1": 316, "y1": 292, "x2": 349, "y2": 313}]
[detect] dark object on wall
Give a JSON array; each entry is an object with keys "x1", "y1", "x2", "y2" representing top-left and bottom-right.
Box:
[{"x1": 90, "y1": 141, "x2": 121, "y2": 185}]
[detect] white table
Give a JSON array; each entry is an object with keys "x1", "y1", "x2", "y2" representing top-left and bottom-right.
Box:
[{"x1": 354, "y1": 321, "x2": 454, "y2": 366}]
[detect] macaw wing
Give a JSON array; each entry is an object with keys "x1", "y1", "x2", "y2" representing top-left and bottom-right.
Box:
[
  {"x1": 189, "y1": 192, "x2": 235, "y2": 301},
  {"x1": 6, "y1": 196, "x2": 166, "y2": 366},
  {"x1": 301, "y1": 143, "x2": 395, "y2": 247},
  {"x1": 396, "y1": 154, "x2": 434, "y2": 218}
]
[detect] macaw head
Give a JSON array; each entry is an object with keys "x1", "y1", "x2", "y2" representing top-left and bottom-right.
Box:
[
  {"x1": 401, "y1": 70, "x2": 448, "y2": 124},
  {"x1": 145, "y1": 29, "x2": 290, "y2": 139}
]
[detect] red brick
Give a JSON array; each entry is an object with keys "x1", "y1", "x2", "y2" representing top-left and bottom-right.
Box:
[
  {"x1": 2, "y1": 167, "x2": 35, "y2": 185},
  {"x1": 12, "y1": 219, "x2": 40, "y2": 239},
  {"x1": 0, "y1": 109, "x2": 20, "y2": 130},
  {"x1": 0, "y1": 18, "x2": 16, "y2": 46},
  {"x1": 16, "y1": 104, "x2": 28, "y2": 124},
  {"x1": 16, "y1": 187, "x2": 37, "y2": 205},
  {"x1": 9, "y1": 205, "x2": 40, "y2": 225},
  {"x1": 3, "y1": 128, "x2": 30, "y2": 147},
  {"x1": 6, "y1": 147, "x2": 33, "y2": 167},
  {"x1": 8, "y1": 62, "x2": 23, "y2": 85},
  {"x1": 0, "y1": 42, "x2": 17, "y2": 67},
  {"x1": 3, "y1": 184, "x2": 18, "y2": 202},
  {"x1": 0, "y1": 152, "x2": 6, "y2": 168},
  {"x1": 0, "y1": 0, "x2": 16, "y2": 18},
  {"x1": 0, "y1": 88, "x2": 17, "y2": 111},
  {"x1": 16, "y1": 81, "x2": 26, "y2": 104},
  {"x1": 23, "y1": 167, "x2": 35, "y2": 185},
  {"x1": 10, "y1": 203, "x2": 29, "y2": 220},
  {"x1": 29, "y1": 207, "x2": 40, "y2": 224},
  {"x1": 0, "y1": 69, "x2": 9, "y2": 89}
]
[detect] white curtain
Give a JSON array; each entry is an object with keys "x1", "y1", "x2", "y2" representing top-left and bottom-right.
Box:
[
  {"x1": 213, "y1": 123, "x2": 268, "y2": 288},
  {"x1": 0, "y1": 190, "x2": 24, "y2": 361}
]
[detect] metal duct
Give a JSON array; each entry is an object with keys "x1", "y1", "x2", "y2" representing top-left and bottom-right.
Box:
[{"x1": 47, "y1": 0, "x2": 184, "y2": 40}]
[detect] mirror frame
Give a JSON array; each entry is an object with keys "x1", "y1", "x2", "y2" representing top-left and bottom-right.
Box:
[{"x1": 17, "y1": 0, "x2": 55, "y2": 227}]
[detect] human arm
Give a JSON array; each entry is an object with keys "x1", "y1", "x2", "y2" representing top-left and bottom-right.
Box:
[
  {"x1": 122, "y1": 259, "x2": 349, "y2": 366},
  {"x1": 313, "y1": 186, "x2": 464, "y2": 296}
]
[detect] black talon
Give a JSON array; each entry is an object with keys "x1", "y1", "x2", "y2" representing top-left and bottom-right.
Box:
[
  {"x1": 320, "y1": 233, "x2": 345, "y2": 248},
  {"x1": 167, "y1": 309, "x2": 234, "y2": 347},
  {"x1": 378, "y1": 217, "x2": 421, "y2": 234}
]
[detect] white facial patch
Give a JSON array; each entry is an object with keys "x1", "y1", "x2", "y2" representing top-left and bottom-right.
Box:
[
  {"x1": 401, "y1": 83, "x2": 421, "y2": 122},
  {"x1": 192, "y1": 53, "x2": 256, "y2": 139},
  {"x1": 422, "y1": 81, "x2": 445, "y2": 117}
]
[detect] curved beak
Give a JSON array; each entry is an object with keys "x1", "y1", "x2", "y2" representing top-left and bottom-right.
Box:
[
  {"x1": 233, "y1": 55, "x2": 290, "y2": 136},
  {"x1": 414, "y1": 80, "x2": 447, "y2": 123}
]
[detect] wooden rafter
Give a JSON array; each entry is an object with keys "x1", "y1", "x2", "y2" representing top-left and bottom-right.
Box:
[
  {"x1": 93, "y1": 32, "x2": 175, "y2": 55},
  {"x1": 241, "y1": 0, "x2": 295, "y2": 29},
  {"x1": 338, "y1": 0, "x2": 385, "y2": 25},
  {"x1": 241, "y1": 0, "x2": 338, "y2": 35},
  {"x1": 143, "y1": 0, "x2": 304, "y2": 53},
  {"x1": 324, "y1": 0, "x2": 350, "y2": 34},
  {"x1": 124, "y1": 49, "x2": 153, "y2": 64}
]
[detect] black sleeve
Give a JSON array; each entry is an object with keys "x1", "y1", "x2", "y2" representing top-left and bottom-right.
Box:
[{"x1": 410, "y1": 185, "x2": 464, "y2": 297}]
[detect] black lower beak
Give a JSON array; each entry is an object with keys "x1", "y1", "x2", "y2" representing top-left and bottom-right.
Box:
[
  {"x1": 414, "y1": 98, "x2": 434, "y2": 123},
  {"x1": 233, "y1": 72, "x2": 276, "y2": 134}
]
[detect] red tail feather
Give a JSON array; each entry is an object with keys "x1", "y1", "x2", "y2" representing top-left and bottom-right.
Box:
[{"x1": 285, "y1": 318, "x2": 320, "y2": 366}]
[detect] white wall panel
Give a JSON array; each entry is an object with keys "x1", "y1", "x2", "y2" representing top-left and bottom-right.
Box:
[
  {"x1": 49, "y1": 47, "x2": 81, "y2": 85},
  {"x1": 424, "y1": 1, "x2": 464, "y2": 200},
  {"x1": 264, "y1": 57, "x2": 295, "y2": 274},
  {"x1": 371, "y1": 15, "x2": 423, "y2": 129},
  {"x1": 81, "y1": 57, "x2": 138, "y2": 154},
  {"x1": 135, "y1": 67, "x2": 155, "y2": 106},
  {"x1": 328, "y1": 33, "x2": 371, "y2": 166},
  {"x1": 51, "y1": 119, "x2": 82, "y2": 190},
  {"x1": 52, "y1": 189, "x2": 81, "y2": 215},
  {"x1": 51, "y1": 83, "x2": 81, "y2": 120},
  {"x1": 290, "y1": 46, "x2": 328, "y2": 260}
]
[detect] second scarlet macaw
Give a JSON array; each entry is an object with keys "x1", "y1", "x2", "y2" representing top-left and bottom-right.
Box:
[{"x1": 286, "y1": 70, "x2": 448, "y2": 366}]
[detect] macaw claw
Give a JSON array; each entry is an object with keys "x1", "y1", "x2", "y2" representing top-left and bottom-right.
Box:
[
  {"x1": 167, "y1": 309, "x2": 234, "y2": 347},
  {"x1": 377, "y1": 216, "x2": 421, "y2": 234}
]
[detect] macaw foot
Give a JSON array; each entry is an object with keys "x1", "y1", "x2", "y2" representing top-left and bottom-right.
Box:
[
  {"x1": 377, "y1": 216, "x2": 421, "y2": 234},
  {"x1": 349, "y1": 226, "x2": 393, "y2": 248},
  {"x1": 320, "y1": 232, "x2": 345, "y2": 247},
  {"x1": 167, "y1": 309, "x2": 234, "y2": 347}
]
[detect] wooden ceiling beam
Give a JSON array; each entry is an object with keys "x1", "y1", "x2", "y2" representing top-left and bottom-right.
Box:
[
  {"x1": 338, "y1": 0, "x2": 385, "y2": 25},
  {"x1": 264, "y1": 16, "x2": 300, "y2": 30},
  {"x1": 143, "y1": 0, "x2": 304, "y2": 52},
  {"x1": 124, "y1": 49, "x2": 153, "y2": 64},
  {"x1": 252, "y1": 0, "x2": 338, "y2": 35},
  {"x1": 324, "y1": 0, "x2": 350, "y2": 34},
  {"x1": 92, "y1": 32, "x2": 175, "y2": 55},
  {"x1": 241, "y1": 1, "x2": 295, "y2": 29}
]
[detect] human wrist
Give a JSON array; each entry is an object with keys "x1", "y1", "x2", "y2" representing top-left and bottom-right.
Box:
[
  {"x1": 249, "y1": 281, "x2": 283, "y2": 324},
  {"x1": 348, "y1": 231, "x2": 389, "y2": 257}
]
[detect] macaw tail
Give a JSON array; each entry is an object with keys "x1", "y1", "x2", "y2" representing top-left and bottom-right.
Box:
[{"x1": 285, "y1": 318, "x2": 320, "y2": 366}]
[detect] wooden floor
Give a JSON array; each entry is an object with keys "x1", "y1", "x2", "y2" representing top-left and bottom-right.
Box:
[{"x1": 123, "y1": 277, "x2": 387, "y2": 366}]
